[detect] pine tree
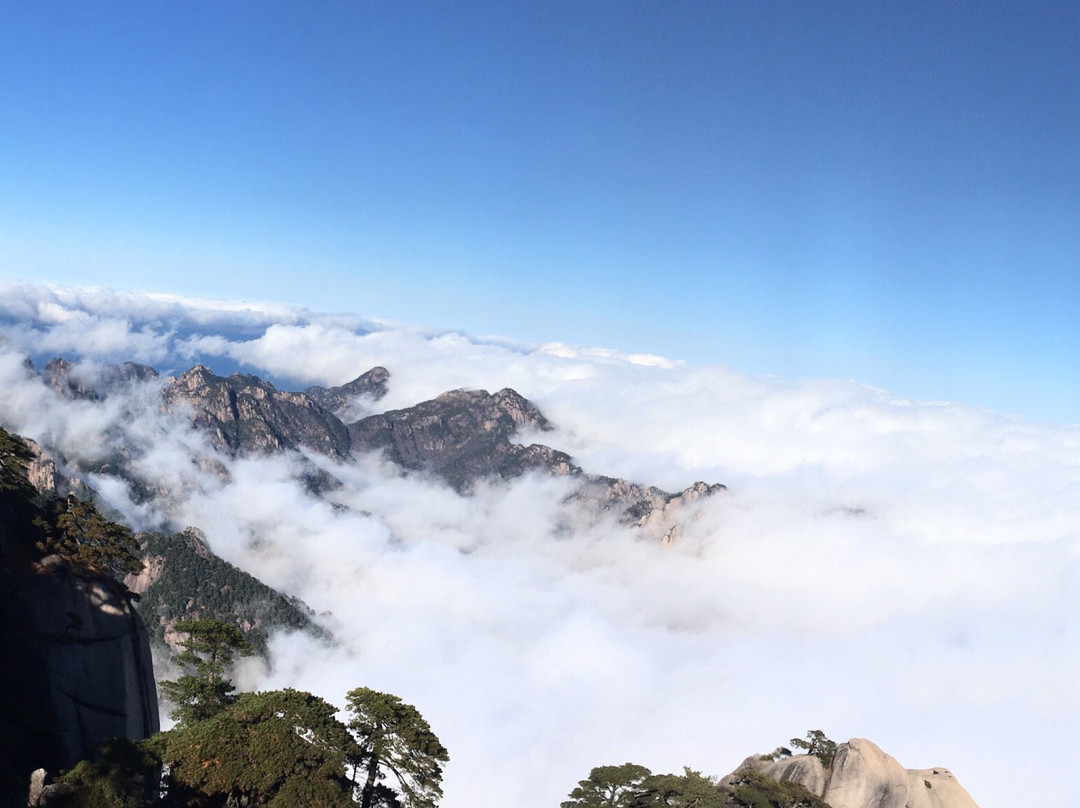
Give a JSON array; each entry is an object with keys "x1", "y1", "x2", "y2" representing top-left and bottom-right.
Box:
[
  {"x1": 158, "y1": 618, "x2": 254, "y2": 725},
  {"x1": 346, "y1": 688, "x2": 449, "y2": 808}
]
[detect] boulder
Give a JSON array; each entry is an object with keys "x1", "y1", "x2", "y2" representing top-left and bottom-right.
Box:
[
  {"x1": 723, "y1": 739, "x2": 981, "y2": 808},
  {"x1": 823, "y1": 739, "x2": 910, "y2": 808},
  {"x1": 903, "y1": 768, "x2": 980, "y2": 808},
  {"x1": 763, "y1": 753, "x2": 828, "y2": 796}
]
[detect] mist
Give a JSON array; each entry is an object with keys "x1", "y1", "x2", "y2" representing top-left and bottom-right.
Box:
[{"x1": 2, "y1": 281, "x2": 1078, "y2": 807}]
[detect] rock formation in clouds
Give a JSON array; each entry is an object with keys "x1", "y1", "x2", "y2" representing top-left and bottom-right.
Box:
[
  {"x1": 163, "y1": 364, "x2": 351, "y2": 459},
  {"x1": 39, "y1": 357, "x2": 159, "y2": 401},
  {"x1": 304, "y1": 365, "x2": 390, "y2": 420},
  {"x1": 347, "y1": 387, "x2": 578, "y2": 492},
  {"x1": 159, "y1": 361, "x2": 726, "y2": 531},
  {"x1": 17, "y1": 353, "x2": 728, "y2": 540},
  {"x1": 345, "y1": 386, "x2": 725, "y2": 528},
  {"x1": 722, "y1": 738, "x2": 980, "y2": 808}
]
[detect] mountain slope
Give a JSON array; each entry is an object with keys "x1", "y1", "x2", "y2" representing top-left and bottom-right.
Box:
[{"x1": 128, "y1": 528, "x2": 323, "y2": 656}]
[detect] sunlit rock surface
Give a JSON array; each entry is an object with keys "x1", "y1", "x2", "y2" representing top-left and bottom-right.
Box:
[
  {"x1": 723, "y1": 739, "x2": 980, "y2": 808},
  {"x1": 164, "y1": 364, "x2": 350, "y2": 459}
]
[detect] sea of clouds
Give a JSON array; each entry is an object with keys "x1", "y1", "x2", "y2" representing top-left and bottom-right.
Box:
[{"x1": 2, "y1": 281, "x2": 1078, "y2": 808}]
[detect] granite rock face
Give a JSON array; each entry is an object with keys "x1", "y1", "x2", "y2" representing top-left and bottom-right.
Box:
[
  {"x1": 164, "y1": 364, "x2": 351, "y2": 459},
  {"x1": 903, "y1": 768, "x2": 979, "y2": 808},
  {"x1": 824, "y1": 739, "x2": 911, "y2": 808},
  {"x1": 753, "y1": 752, "x2": 829, "y2": 796},
  {"x1": 0, "y1": 431, "x2": 159, "y2": 792},
  {"x1": 2, "y1": 559, "x2": 160, "y2": 773},
  {"x1": 724, "y1": 739, "x2": 980, "y2": 808}
]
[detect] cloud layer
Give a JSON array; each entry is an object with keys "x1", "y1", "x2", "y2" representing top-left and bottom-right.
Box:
[{"x1": 2, "y1": 281, "x2": 1078, "y2": 808}]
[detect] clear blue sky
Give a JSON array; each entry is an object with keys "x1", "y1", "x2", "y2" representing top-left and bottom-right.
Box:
[{"x1": 2, "y1": 1, "x2": 1078, "y2": 422}]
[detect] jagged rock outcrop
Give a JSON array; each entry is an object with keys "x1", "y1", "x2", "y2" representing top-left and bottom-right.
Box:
[
  {"x1": 305, "y1": 366, "x2": 390, "y2": 420},
  {"x1": 574, "y1": 477, "x2": 727, "y2": 541},
  {"x1": 347, "y1": 386, "x2": 725, "y2": 528},
  {"x1": 347, "y1": 387, "x2": 579, "y2": 493},
  {"x1": 164, "y1": 365, "x2": 350, "y2": 459},
  {"x1": 723, "y1": 739, "x2": 979, "y2": 808},
  {"x1": 34, "y1": 357, "x2": 725, "y2": 535}
]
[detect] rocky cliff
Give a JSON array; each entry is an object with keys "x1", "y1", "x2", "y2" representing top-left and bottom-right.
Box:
[
  {"x1": 40, "y1": 357, "x2": 158, "y2": 401},
  {"x1": 2, "y1": 558, "x2": 160, "y2": 772},
  {"x1": 723, "y1": 738, "x2": 979, "y2": 808},
  {"x1": 0, "y1": 429, "x2": 160, "y2": 801},
  {"x1": 163, "y1": 364, "x2": 350, "y2": 459}
]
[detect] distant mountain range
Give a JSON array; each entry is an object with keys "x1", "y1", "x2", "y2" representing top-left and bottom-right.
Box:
[{"x1": 41, "y1": 356, "x2": 727, "y2": 541}]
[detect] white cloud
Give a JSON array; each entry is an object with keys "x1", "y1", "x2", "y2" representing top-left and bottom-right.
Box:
[{"x1": 0, "y1": 282, "x2": 1077, "y2": 808}]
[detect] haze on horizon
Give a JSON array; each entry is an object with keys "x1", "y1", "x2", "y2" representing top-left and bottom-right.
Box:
[{"x1": 1, "y1": 2, "x2": 1078, "y2": 424}]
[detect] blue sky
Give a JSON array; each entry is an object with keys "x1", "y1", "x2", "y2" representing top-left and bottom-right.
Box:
[{"x1": 2, "y1": 1, "x2": 1078, "y2": 422}]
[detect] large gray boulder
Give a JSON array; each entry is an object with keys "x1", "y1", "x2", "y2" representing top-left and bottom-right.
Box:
[
  {"x1": 722, "y1": 739, "x2": 980, "y2": 808},
  {"x1": 762, "y1": 753, "x2": 828, "y2": 795},
  {"x1": 903, "y1": 768, "x2": 979, "y2": 808},
  {"x1": 824, "y1": 739, "x2": 910, "y2": 808}
]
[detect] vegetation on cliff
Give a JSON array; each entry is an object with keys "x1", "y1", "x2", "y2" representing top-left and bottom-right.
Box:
[
  {"x1": 133, "y1": 528, "x2": 319, "y2": 655},
  {"x1": 561, "y1": 756, "x2": 829, "y2": 808}
]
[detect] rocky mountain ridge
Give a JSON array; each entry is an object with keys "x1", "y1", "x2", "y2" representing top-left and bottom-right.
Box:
[
  {"x1": 28, "y1": 355, "x2": 726, "y2": 536},
  {"x1": 163, "y1": 364, "x2": 352, "y2": 459},
  {"x1": 163, "y1": 362, "x2": 727, "y2": 532}
]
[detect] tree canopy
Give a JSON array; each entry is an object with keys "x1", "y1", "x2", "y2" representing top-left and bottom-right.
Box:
[
  {"x1": 37, "y1": 494, "x2": 143, "y2": 579},
  {"x1": 158, "y1": 618, "x2": 255, "y2": 725},
  {"x1": 346, "y1": 687, "x2": 449, "y2": 808},
  {"x1": 160, "y1": 688, "x2": 359, "y2": 808},
  {"x1": 788, "y1": 731, "x2": 837, "y2": 769},
  {"x1": 562, "y1": 763, "x2": 655, "y2": 808},
  {"x1": 562, "y1": 762, "x2": 829, "y2": 808}
]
